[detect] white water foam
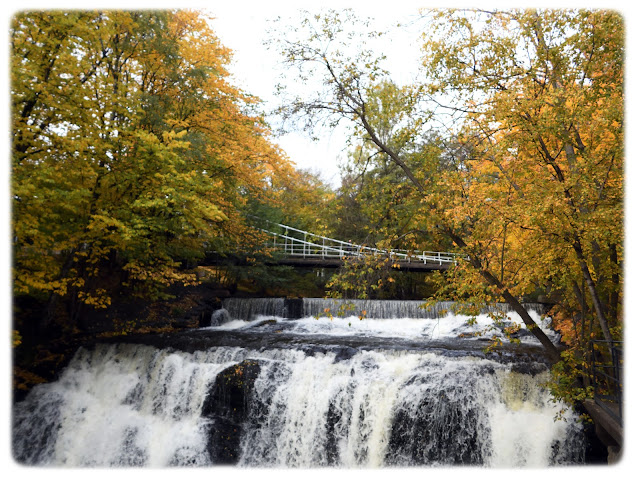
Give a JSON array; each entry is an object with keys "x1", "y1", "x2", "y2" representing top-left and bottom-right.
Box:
[
  {"x1": 217, "y1": 298, "x2": 560, "y2": 346},
  {"x1": 13, "y1": 344, "x2": 247, "y2": 466},
  {"x1": 211, "y1": 310, "x2": 560, "y2": 346},
  {"x1": 13, "y1": 340, "x2": 582, "y2": 467}
]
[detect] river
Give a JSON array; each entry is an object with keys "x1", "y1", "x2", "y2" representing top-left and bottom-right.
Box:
[{"x1": 12, "y1": 298, "x2": 591, "y2": 467}]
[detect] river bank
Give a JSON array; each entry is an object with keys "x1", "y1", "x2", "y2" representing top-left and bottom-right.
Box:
[{"x1": 12, "y1": 282, "x2": 231, "y2": 401}]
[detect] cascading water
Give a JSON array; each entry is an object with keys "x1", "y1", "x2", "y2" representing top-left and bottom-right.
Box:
[
  {"x1": 217, "y1": 298, "x2": 559, "y2": 347},
  {"x1": 302, "y1": 297, "x2": 547, "y2": 320},
  {"x1": 13, "y1": 298, "x2": 587, "y2": 467},
  {"x1": 222, "y1": 297, "x2": 548, "y2": 321},
  {"x1": 13, "y1": 344, "x2": 246, "y2": 466},
  {"x1": 223, "y1": 297, "x2": 286, "y2": 320},
  {"x1": 238, "y1": 349, "x2": 583, "y2": 467}
]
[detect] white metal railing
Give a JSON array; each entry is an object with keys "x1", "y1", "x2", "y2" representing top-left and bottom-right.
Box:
[{"x1": 252, "y1": 218, "x2": 464, "y2": 266}]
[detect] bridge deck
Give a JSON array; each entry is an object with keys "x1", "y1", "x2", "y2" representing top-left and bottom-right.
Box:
[
  {"x1": 202, "y1": 219, "x2": 463, "y2": 272},
  {"x1": 270, "y1": 256, "x2": 450, "y2": 271},
  {"x1": 253, "y1": 219, "x2": 464, "y2": 269}
]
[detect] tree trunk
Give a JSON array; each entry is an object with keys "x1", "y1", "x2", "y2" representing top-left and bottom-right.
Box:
[
  {"x1": 359, "y1": 111, "x2": 562, "y2": 362},
  {"x1": 40, "y1": 249, "x2": 77, "y2": 335},
  {"x1": 447, "y1": 228, "x2": 562, "y2": 362},
  {"x1": 573, "y1": 237, "x2": 614, "y2": 347}
]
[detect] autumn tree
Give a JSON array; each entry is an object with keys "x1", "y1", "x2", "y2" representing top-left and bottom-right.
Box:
[
  {"x1": 252, "y1": 167, "x2": 335, "y2": 235},
  {"x1": 271, "y1": 9, "x2": 623, "y2": 365},
  {"x1": 324, "y1": 82, "x2": 450, "y2": 299},
  {"x1": 12, "y1": 10, "x2": 292, "y2": 333},
  {"x1": 421, "y1": 9, "x2": 623, "y2": 351}
]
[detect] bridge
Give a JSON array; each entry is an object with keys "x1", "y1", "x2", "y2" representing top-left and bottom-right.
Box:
[{"x1": 246, "y1": 219, "x2": 464, "y2": 272}]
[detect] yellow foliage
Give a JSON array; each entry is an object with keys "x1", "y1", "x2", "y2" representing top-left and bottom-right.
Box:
[
  {"x1": 11, "y1": 10, "x2": 300, "y2": 318},
  {"x1": 12, "y1": 330, "x2": 22, "y2": 348}
]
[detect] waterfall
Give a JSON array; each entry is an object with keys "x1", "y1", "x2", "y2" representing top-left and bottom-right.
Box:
[
  {"x1": 304, "y1": 298, "x2": 547, "y2": 319},
  {"x1": 13, "y1": 341, "x2": 585, "y2": 467},
  {"x1": 222, "y1": 297, "x2": 547, "y2": 320},
  {"x1": 223, "y1": 297, "x2": 286, "y2": 320},
  {"x1": 214, "y1": 297, "x2": 558, "y2": 346},
  {"x1": 238, "y1": 350, "x2": 582, "y2": 467},
  {"x1": 13, "y1": 344, "x2": 246, "y2": 466}
]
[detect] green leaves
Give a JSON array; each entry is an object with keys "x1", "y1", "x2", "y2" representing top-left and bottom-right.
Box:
[{"x1": 12, "y1": 10, "x2": 297, "y2": 329}]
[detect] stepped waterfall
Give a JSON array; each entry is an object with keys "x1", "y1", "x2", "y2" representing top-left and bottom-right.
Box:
[{"x1": 13, "y1": 297, "x2": 589, "y2": 467}]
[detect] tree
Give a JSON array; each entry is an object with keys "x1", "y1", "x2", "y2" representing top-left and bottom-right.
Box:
[
  {"x1": 324, "y1": 82, "x2": 449, "y2": 300},
  {"x1": 332, "y1": 82, "x2": 449, "y2": 250},
  {"x1": 270, "y1": 9, "x2": 623, "y2": 364},
  {"x1": 12, "y1": 10, "x2": 293, "y2": 333},
  {"x1": 421, "y1": 9, "x2": 623, "y2": 352}
]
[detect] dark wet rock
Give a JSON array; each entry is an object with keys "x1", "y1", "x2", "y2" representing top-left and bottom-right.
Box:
[
  {"x1": 510, "y1": 362, "x2": 549, "y2": 376},
  {"x1": 502, "y1": 327, "x2": 534, "y2": 340},
  {"x1": 386, "y1": 376, "x2": 484, "y2": 466},
  {"x1": 98, "y1": 324, "x2": 555, "y2": 368},
  {"x1": 332, "y1": 346, "x2": 358, "y2": 362},
  {"x1": 283, "y1": 298, "x2": 304, "y2": 319},
  {"x1": 324, "y1": 396, "x2": 345, "y2": 465},
  {"x1": 201, "y1": 360, "x2": 263, "y2": 464},
  {"x1": 253, "y1": 318, "x2": 279, "y2": 328},
  {"x1": 202, "y1": 360, "x2": 262, "y2": 419}
]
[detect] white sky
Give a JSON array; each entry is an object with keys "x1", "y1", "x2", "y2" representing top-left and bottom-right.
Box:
[{"x1": 207, "y1": 3, "x2": 426, "y2": 188}]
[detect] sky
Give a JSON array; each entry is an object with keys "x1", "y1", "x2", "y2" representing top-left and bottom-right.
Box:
[{"x1": 207, "y1": 3, "x2": 427, "y2": 188}]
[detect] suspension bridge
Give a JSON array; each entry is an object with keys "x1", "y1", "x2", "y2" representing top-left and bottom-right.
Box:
[{"x1": 205, "y1": 218, "x2": 464, "y2": 272}]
